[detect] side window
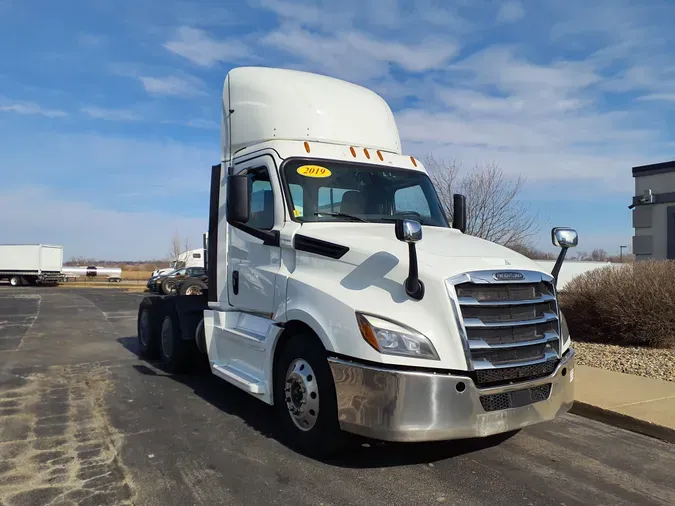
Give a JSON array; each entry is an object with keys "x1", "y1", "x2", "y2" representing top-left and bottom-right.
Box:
[
  {"x1": 394, "y1": 185, "x2": 431, "y2": 217},
  {"x1": 247, "y1": 168, "x2": 275, "y2": 230},
  {"x1": 289, "y1": 183, "x2": 303, "y2": 218}
]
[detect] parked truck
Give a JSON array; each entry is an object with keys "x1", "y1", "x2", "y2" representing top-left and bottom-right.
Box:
[
  {"x1": 151, "y1": 246, "x2": 206, "y2": 278},
  {"x1": 137, "y1": 67, "x2": 579, "y2": 456},
  {"x1": 0, "y1": 244, "x2": 63, "y2": 286}
]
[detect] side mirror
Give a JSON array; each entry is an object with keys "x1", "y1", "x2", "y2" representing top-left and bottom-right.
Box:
[
  {"x1": 226, "y1": 174, "x2": 250, "y2": 224},
  {"x1": 551, "y1": 227, "x2": 578, "y2": 288},
  {"x1": 395, "y1": 219, "x2": 422, "y2": 243},
  {"x1": 452, "y1": 194, "x2": 466, "y2": 233},
  {"x1": 395, "y1": 219, "x2": 424, "y2": 300},
  {"x1": 552, "y1": 227, "x2": 578, "y2": 248}
]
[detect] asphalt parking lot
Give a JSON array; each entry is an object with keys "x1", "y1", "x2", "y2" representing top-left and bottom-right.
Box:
[{"x1": 1, "y1": 287, "x2": 674, "y2": 506}]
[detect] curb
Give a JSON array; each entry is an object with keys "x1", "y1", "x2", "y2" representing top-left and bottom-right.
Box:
[{"x1": 570, "y1": 401, "x2": 675, "y2": 445}]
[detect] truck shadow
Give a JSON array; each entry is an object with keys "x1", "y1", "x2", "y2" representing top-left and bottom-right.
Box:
[{"x1": 117, "y1": 336, "x2": 519, "y2": 468}]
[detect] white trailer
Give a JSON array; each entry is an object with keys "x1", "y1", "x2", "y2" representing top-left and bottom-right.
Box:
[
  {"x1": 136, "y1": 67, "x2": 579, "y2": 457},
  {"x1": 0, "y1": 244, "x2": 63, "y2": 286}
]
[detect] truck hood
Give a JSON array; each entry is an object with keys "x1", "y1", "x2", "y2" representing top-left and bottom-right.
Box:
[{"x1": 296, "y1": 223, "x2": 547, "y2": 279}]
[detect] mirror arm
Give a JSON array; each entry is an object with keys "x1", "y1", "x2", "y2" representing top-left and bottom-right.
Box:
[
  {"x1": 404, "y1": 243, "x2": 425, "y2": 300},
  {"x1": 551, "y1": 246, "x2": 568, "y2": 289}
]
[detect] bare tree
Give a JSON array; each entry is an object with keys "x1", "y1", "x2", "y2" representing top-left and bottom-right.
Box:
[
  {"x1": 508, "y1": 243, "x2": 556, "y2": 260},
  {"x1": 425, "y1": 154, "x2": 539, "y2": 248},
  {"x1": 590, "y1": 248, "x2": 608, "y2": 262},
  {"x1": 169, "y1": 231, "x2": 191, "y2": 268}
]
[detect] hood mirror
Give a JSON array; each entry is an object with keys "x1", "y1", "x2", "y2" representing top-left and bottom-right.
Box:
[
  {"x1": 551, "y1": 227, "x2": 578, "y2": 288},
  {"x1": 395, "y1": 219, "x2": 424, "y2": 301},
  {"x1": 552, "y1": 227, "x2": 578, "y2": 249},
  {"x1": 395, "y1": 219, "x2": 422, "y2": 243}
]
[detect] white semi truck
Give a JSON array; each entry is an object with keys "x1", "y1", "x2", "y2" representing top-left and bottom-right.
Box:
[
  {"x1": 151, "y1": 246, "x2": 206, "y2": 278},
  {"x1": 137, "y1": 67, "x2": 578, "y2": 456},
  {"x1": 0, "y1": 244, "x2": 63, "y2": 286}
]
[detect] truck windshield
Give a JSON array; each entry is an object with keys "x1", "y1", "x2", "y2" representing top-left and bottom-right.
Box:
[{"x1": 283, "y1": 159, "x2": 449, "y2": 227}]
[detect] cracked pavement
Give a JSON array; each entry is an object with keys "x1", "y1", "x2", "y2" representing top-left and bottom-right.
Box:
[{"x1": 0, "y1": 287, "x2": 674, "y2": 505}]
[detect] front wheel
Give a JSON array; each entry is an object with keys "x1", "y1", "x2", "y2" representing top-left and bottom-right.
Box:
[
  {"x1": 9, "y1": 276, "x2": 22, "y2": 287},
  {"x1": 273, "y1": 334, "x2": 346, "y2": 457}
]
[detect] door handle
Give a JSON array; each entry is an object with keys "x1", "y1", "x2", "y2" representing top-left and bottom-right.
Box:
[{"x1": 232, "y1": 270, "x2": 239, "y2": 295}]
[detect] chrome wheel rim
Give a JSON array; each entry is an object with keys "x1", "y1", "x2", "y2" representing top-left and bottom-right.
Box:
[
  {"x1": 139, "y1": 311, "x2": 150, "y2": 347},
  {"x1": 284, "y1": 359, "x2": 319, "y2": 431},
  {"x1": 186, "y1": 285, "x2": 202, "y2": 296},
  {"x1": 160, "y1": 317, "x2": 173, "y2": 359}
]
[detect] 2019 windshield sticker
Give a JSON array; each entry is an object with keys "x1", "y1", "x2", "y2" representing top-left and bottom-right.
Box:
[{"x1": 297, "y1": 165, "x2": 332, "y2": 178}]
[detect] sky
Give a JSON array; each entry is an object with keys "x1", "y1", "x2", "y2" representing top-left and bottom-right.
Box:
[{"x1": 1, "y1": 0, "x2": 674, "y2": 260}]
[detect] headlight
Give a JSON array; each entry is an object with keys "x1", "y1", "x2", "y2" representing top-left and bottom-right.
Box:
[
  {"x1": 560, "y1": 311, "x2": 571, "y2": 347},
  {"x1": 356, "y1": 313, "x2": 439, "y2": 360}
]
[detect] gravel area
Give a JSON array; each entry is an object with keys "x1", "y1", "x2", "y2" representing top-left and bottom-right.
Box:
[{"x1": 572, "y1": 340, "x2": 675, "y2": 382}]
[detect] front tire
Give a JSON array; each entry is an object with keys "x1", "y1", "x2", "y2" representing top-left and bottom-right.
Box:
[
  {"x1": 273, "y1": 333, "x2": 346, "y2": 457},
  {"x1": 9, "y1": 276, "x2": 22, "y2": 287}
]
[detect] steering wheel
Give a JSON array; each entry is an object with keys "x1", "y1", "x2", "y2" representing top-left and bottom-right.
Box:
[{"x1": 396, "y1": 211, "x2": 422, "y2": 219}]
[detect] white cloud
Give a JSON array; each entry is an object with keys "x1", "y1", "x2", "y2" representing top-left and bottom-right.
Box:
[
  {"x1": 81, "y1": 106, "x2": 141, "y2": 121},
  {"x1": 1, "y1": 130, "x2": 216, "y2": 187},
  {"x1": 252, "y1": 0, "x2": 470, "y2": 33},
  {"x1": 496, "y1": 1, "x2": 525, "y2": 23},
  {"x1": 638, "y1": 93, "x2": 675, "y2": 103},
  {"x1": 161, "y1": 118, "x2": 220, "y2": 129},
  {"x1": 139, "y1": 75, "x2": 205, "y2": 96},
  {"x1": 255, "y1": 0, "x2": 323, "y2": 25},
  {"x1": 0, "y1": 187, "x2": 206, "y2": 260},
  {"x1": 262, "y1": 27, "x2": 458, "y2": 81},
  {"x1": 0, "y1": 101, "x2": 67, "y2": 118},
  {"x1": 163, "y1": 27, "x2": 252, "y2": 66},
  {"x1": 451, "y1": 46, "x2": 601, "y2": 95}
]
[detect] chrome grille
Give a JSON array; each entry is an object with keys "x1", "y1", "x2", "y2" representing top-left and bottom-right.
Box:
[
  {"x1": 447, "y1": 270, "x2": 562, "y2": 384},
  {"x1": 480, "y1": 384, "x2": 552, "y2": 412}
]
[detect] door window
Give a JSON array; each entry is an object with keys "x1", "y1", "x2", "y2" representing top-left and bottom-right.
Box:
[{"x1": 247, "y1": 168, "x2": 275, "y2": 230}]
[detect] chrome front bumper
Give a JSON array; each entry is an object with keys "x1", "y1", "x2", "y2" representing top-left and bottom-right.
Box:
[{"x1": 328, "y1": 348, "x2": 575, "y2": 442}]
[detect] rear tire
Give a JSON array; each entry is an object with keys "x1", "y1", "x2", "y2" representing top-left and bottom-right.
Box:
[
  {"x1": 137, "y1": 302, "x2": 160, "y2": 359},
  {"x1": 273, "y1": 333, "x2": 346, "y2": 458},
  {"x1": 9, "y1": 276, "x2": 22, "y2": 287},
  {"x1": 159, "y1": 310, "x2": 193, "y2": 373},
  {"x1": 180, "y1": 280, "x2": 207, "y2": 296},
  {"x1": 160, "y1": 278, "x2": 177, "y2": 296}
]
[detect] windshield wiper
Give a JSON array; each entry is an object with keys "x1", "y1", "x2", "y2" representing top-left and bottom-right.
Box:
[
  {"x1": 377, "y1": 216, "x2": 433, "y2": 226},
  {"x1": 314, "y1": 212, "x2": 368, "y2": 223}
]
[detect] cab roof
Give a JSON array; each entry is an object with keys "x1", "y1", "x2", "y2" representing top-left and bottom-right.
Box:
[{"x1": 221, "y1": 67, "x2": 402, "y2": 162}]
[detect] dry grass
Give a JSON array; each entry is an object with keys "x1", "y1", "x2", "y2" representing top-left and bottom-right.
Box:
[
  {"x1": 121, "y1": 270, "x2": 153, "y2": 281},
  {"x1": 559, "y1": 260, "x2": 675, "y2": 348}
]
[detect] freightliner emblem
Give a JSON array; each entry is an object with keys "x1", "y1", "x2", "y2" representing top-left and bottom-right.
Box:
[{"x1": 494, "y1": 271, "x2": 524, "y2": 281}]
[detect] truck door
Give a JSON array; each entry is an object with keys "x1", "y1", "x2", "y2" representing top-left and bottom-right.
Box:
[{"x1": 227, "y1": 156, "x2": 282, "y2": 316}]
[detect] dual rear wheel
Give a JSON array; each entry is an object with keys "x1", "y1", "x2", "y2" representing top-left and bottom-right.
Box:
[
  {"x1": 137, "y1": 303, "x2": 346, "y2": 457},
  {"x1": 137, "y1": 302, "x2": 193, "y2": 373}
]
